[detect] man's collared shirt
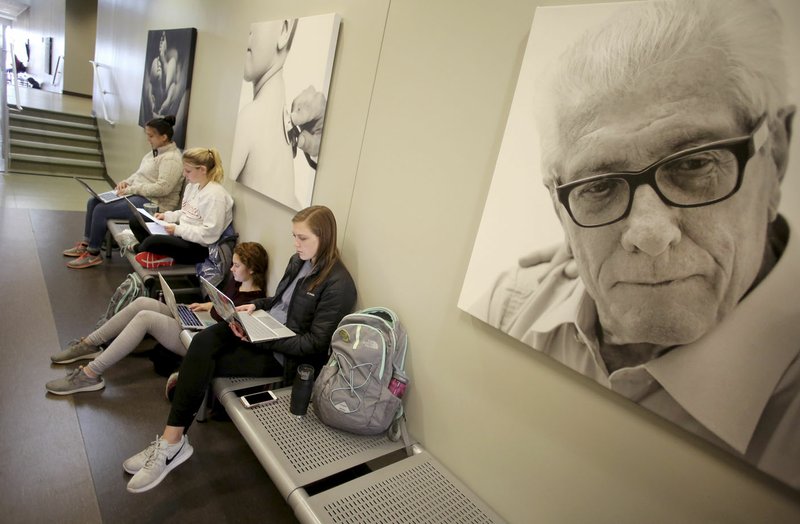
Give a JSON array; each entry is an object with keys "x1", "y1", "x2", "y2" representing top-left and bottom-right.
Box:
[{"x1": 487, "y1": 217, "x2": 800, "y2": 489}]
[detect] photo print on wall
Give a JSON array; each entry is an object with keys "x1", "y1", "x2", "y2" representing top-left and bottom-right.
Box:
[
  {"x1": 137, "y1": 28, "x2": 197, "y2": 149},
  {"x1": 230, "y1": 13, "x2": 341, "y2": 211},
  {"x1": 458, "y1": 0, "x2": 800, "y2": 490}
]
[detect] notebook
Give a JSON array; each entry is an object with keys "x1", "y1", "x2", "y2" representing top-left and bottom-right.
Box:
[
  {"x1": 124, "y1": 197, "x2": 167, "y2": 235},
  {"x1": 158, "y1": 273, "x2": 213, "y2": 330},
  {"x1": 74, "y1": 177, "x2": 123, "y2": 203},
  {"x1": 200, "y1": 276, "x2": 296, "y2": 342}
]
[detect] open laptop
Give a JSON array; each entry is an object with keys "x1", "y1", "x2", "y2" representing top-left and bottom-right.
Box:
[
  {"x1": 158, "y1": 273, "x2": 213, "y2": 330},
  {"x1": 124, "y1": 197, "x2": 167, "y2": 235},
  {"x1": 200, "y1": 276, "x2": 296, "y2": 342},
  {"x1": 74, "y1": 177, "x2": 123, "y2": 203}
]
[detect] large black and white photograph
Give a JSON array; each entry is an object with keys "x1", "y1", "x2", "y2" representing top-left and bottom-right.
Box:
[
  {"x1": 230, "y1": 13, "x2": 341, "y2": 211},
  {"x1": 137, "y1": 28, "x2": 197, "y2": 149},
  {"x1": 459, "y1": 0, "x2": 800, "y2": 489}
]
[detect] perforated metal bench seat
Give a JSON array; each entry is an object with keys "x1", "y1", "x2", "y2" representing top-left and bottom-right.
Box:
[
  {"x1": 106, "y1": 219, "x2": 198, "y2": 296},
  {"x1": 289, "y1": 448, "x2": 507, "y2": 524},
  {"x1": 217, "y1": 387, "x2": 409, "y2": 500}
]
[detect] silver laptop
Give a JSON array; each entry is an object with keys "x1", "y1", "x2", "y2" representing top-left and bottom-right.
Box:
[
  {"x1": 74, "y1": 177, "x2": 123, "y2": 203},
  {"x1": 158, "y1": 273, "x2": 213, "y2": 330},
  {"x1": 200, "y1": 276, "x2": 296, "y2": 342},
  {"x1": 124, "y1": 197, "x2": 167, "y2": 235}
]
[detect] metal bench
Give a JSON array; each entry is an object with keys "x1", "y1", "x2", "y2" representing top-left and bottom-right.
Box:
[
  {"x1": 218, "y1": 386, "x2": 409, "y2": 499},
  {"x1": 290, "y1": 448, "x2": 506, "y2": 523},
  {"x1": 174, "y1": 333, "x2": 506, "y2": 521},
  {"x1": 218, "y1": 387, "x2": 506, "y2": 523},
  {"x1": 105, "y1": 219, "x2": 199, "y2": 297}
]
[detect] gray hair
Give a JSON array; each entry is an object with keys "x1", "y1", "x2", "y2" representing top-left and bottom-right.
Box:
[{"x1": 537, "y1": 0, "x2": 788, "y2": 188}]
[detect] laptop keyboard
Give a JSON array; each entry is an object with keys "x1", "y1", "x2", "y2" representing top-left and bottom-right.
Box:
[
  {"x1": 258, "y1": 314, "x2": 285, "y2": 330},
  {"x1": 177, "y1": 304, "x2": 204, "y2": 328},
  {"x1": 241, "y1": 314, "x2": 277, "y2": 339}
]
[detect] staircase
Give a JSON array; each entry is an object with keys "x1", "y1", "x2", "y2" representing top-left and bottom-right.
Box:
[{"x1": 6, "y1": 106, "x2": 108, "y2": 179}]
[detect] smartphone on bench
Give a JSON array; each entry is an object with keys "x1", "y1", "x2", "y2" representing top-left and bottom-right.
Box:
[{"x1": 240, "y1": 388, "x2": 278, "y2": 409}]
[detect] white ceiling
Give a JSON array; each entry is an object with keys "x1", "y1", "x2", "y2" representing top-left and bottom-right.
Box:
[{"x1": 0, "y1": 1, "x2": 29, "y2": 21}]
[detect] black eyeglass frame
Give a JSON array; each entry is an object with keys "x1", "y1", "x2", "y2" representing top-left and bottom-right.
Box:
[{"x1": 554, "y1": 115, "x2": 769, "y2": 228}]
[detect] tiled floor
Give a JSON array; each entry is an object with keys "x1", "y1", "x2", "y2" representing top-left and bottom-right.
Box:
[
  {"x1": 7, "y1": 83, "x2": 94, "y2": 114},
  {"x1": 0, "y1": 172, "x2": 113, "y2": 211}
]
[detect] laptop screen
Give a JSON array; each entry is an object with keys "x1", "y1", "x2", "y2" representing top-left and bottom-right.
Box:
[{"x1": 200, "y1": 276, "x2": 236, "y2": 321}]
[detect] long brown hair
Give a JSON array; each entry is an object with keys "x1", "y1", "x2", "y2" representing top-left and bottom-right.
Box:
[
  {"x1": 293, "y1": 205, "x2": 339, "y2": 291},
  {"x1": 234, "y1": 242, "x2": 268, "y2": 291}
]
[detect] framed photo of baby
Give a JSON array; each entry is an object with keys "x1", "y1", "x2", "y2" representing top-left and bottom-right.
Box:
[
  {"x1": 230, "y1": 13, "x2": 341, "y2": 211},
  {"x1": 137, "y1": 27, "x2": 198, "y2": 149}
]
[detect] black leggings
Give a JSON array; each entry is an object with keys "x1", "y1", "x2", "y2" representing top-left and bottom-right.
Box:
[
  {"x1": 168, "y1": 322, "x2": 283, "y2": 429},
  {"x1": 129, "y1": 218, "x2": 209, "y2": 264}
]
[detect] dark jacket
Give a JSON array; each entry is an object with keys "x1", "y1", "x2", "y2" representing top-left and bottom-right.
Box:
[{"x1": 252, "y1": 254, "x2": 357, "y2": 376}]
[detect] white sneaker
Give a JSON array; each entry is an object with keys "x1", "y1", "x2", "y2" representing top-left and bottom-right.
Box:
[
  {"x1": 122, "y1": 436, "x2": 157, "y2": 475},
  {"x1": 125, "y1": 435, "x2": 193, "y2": 493}
]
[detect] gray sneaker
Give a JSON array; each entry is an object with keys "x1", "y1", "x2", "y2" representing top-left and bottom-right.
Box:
[
  {"x1": 66, "y1": 252, "x2": 103, "y2": 269},
  {"x1": 126, "y1": 435, "x2": 193, "y2": 493},
  {"x1": 117, "y1": 230, "x2": 139, "y2": 257},
  {"x1": 51, "y1": 339, "x2": 102, "y2": 364},
  {"x1": 63, "y1": 241, "x2": 88, "y2": 257},
  {"x1": 46, "y1": 367, "x2": 105, "y2": 395}
]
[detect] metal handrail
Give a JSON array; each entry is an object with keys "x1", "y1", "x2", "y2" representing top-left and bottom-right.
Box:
[
  {"x1": 52, "y1": 55, "x2": 62, "y2": 86},
  {"x1": 89, "y1": 60, "x2": 115, "y2": 125},
  {"x1": 1, "y1": 23, "x2": 16, "y2": 169},
  {"x1": 8, "y1": 40, "x2": 21, "y2": 110},
  {"x1": 1, "y1": 38, "x2": 7, "y2": 169}
]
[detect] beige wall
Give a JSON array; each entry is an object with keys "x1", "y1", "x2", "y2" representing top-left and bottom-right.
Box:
[
  {"x1": 93, "y1": 0, "x2": 800, "y2": 522},
  {"x1": 63, "y1": 0, "x2": 96, "y2": 95}
]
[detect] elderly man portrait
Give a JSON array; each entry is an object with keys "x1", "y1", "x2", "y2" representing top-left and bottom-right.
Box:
[{"x1": 483, "y1": 0, "x2": 798, "y2": 489}]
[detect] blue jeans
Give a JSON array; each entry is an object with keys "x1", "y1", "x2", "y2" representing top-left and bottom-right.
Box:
[{"x1": 83, "y1": 195, "x2": 149, "y2": 251}]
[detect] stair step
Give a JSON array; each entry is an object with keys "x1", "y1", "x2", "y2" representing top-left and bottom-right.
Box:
[
  {"x1": 9, "y1": 114, "x2": 98, "y2": 137},
  {"x1": 7, "y1": 105, "x2": 96, "y2": 126},
  {"x1": 6, "y1": 106, "x2": 108, "y2": 180},
  {"x1": 10, "y1": 139, "x2": 101, "y2": 157},
  {"x1": 9, "y1": 126, "x2": 100, "y2": 146},
  {"x1": 11, "y1": 113, "x2": 97, "y2": 131},
  {"x1": 8, "y1": 158, "x2": 107, "y2": 178},
  {"x1": 5, "y1": 166, "x2": 107, "y2": 179},
  {"x1": 10, "y1": 153, "x2": 105, "y2": 168}
]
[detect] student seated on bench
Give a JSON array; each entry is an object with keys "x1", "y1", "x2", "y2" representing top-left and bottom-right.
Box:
[
  {"x1": 46, "y1": 242, "x2": 269, "y2": 395},
  {"x1": 123, "y1": 205, "x2": 357, "y2": 493},
  {"x1": 128, "y1": 147, "x2": 234, "y2": 268},
  {"x1": 63, "y1": 116, "x2": 183, "y2": 269}
]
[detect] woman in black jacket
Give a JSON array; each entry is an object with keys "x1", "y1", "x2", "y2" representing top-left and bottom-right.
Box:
[{"x1": 124, "y1": 205, "x2": 357, "y2": 494}]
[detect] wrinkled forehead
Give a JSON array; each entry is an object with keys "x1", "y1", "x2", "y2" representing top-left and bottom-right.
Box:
[{"x1": 548, "y1": 57, "x2": 746, "y2": 182}]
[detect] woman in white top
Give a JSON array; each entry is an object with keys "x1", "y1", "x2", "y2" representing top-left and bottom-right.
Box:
[{"x1": 129, "y1": 147, "x2": 234, "y2": 267}]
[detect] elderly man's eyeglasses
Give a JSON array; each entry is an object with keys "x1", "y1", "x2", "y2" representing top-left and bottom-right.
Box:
[{"x1": 554, "y1": 116, "x2": 769, "y2": 228}]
